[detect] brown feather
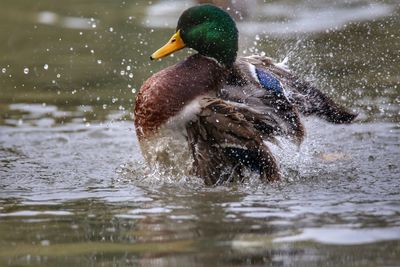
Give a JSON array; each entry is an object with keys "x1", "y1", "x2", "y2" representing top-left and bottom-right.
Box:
[
  {"x1": 134, "y1": 54, "x2": 226, "y2": 140},
  {"x1": 187, "y1": 98, "x2": 280, "y2": 185}
]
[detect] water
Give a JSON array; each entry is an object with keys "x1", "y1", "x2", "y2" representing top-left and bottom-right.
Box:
[{"x1": 1, "y1": 0, "x2": 399, "y2": 266}]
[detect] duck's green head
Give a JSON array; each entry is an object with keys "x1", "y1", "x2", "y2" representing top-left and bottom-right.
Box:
[{"x1": 150, "y1": 4, "x2": 238, "y2": 66}]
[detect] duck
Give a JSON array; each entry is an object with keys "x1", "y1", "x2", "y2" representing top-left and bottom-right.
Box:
[{"x1": 134, "y1": 4, "x2": 356, "y2": 185}]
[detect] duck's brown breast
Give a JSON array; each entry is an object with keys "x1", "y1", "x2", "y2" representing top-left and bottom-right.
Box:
[{"x1": 134, "y1": 54, "x2": 226, "y2": 140}]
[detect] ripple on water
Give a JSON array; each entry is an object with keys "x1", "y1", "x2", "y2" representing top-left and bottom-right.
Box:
[
  {"x1": 274, "y1": 227, "x2": 400, "y2": 245},
  {"x1": 0, "y1": 210, "x2": 73, "y2": 217}
]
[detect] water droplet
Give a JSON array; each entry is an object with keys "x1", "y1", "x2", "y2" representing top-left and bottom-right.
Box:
[
  {"x1": 43, "y1": 64, "x2": 49, "y2": 70},
  {"x1": 112, "y1": 97, "x2": 118, "y2": 103},
  {"x1": 97, "y1": 59, "x2": 102, "y2": 64},
  {"x1": 23, "y1": 68, "x2": 29, "y2": 74},
  {"x1": 56, "y1": 73, "x2": 61, "y2": 78},
  {"x1": 128, "y1": 73, "x2": 133, "y2": 78},
  {"x1": 1, "y1": 68, "x2": 6, "y2": 73},
  {"x1": 109, "y1": 27, "x2": 114, "y2": 32},
  {"x1": 131, "y1": 88, "x2": 136, "y2": 93},
  {"x1": 40, "y1": 240, "x2": 50, "y2": 246}
]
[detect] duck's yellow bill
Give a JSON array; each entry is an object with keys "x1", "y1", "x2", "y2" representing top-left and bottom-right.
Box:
[{"x1": 150, "y1": 30, "x2": 186, "y2": 60}]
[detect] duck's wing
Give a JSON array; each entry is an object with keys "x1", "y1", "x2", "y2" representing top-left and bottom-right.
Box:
[
  {"x1": 236, "y1": 55, "x2": 357, "y2": 124},
  {"x1": 222, "y1": 59, "x2": 305, "y2": 145},
  {"x1": 186, "y1": 97, "x2": 280, "y2": 185}
]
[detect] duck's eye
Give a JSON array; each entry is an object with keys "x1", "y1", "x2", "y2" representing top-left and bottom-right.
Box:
[{"x1": 171, "y1": 39, "x2": 176, "y2": 43}]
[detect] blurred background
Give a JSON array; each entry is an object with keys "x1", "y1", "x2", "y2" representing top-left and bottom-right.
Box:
[{"x1": 0, "y1": 1, "x2": 399, "y2": 266}]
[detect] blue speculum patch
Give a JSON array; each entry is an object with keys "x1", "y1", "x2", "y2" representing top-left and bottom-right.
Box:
[{"x1": 255, "y1": 68, "x2": 283, "y2": 94}]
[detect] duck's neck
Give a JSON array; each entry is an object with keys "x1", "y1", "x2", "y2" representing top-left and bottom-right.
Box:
[
  {"x1": 189, "y1": 38, "x2": 238, "y2": 66},
  {"x1": 201, "y1": 45, "x2": 237, "y2": 67}
]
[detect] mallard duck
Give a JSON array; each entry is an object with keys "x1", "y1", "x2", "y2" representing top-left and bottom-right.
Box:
[{"x1": 134, "y1": 4, "x2": 356, "y2": 185}]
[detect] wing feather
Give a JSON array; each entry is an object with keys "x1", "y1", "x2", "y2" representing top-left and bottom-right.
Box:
[
  {"x1": 238, "y1": 55, "x2": 357, "y2": 123},
  {"x1": 186, "y1": 98, "x2": 280, "y2": 185}
]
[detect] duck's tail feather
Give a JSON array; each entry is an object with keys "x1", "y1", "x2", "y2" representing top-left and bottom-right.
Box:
[
  {"x1": 186, "y1": 98, "x2": 280, "y2": 185},
  {"x1": 288, "y1": 80, "x2": 357, "y2": 123}
]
